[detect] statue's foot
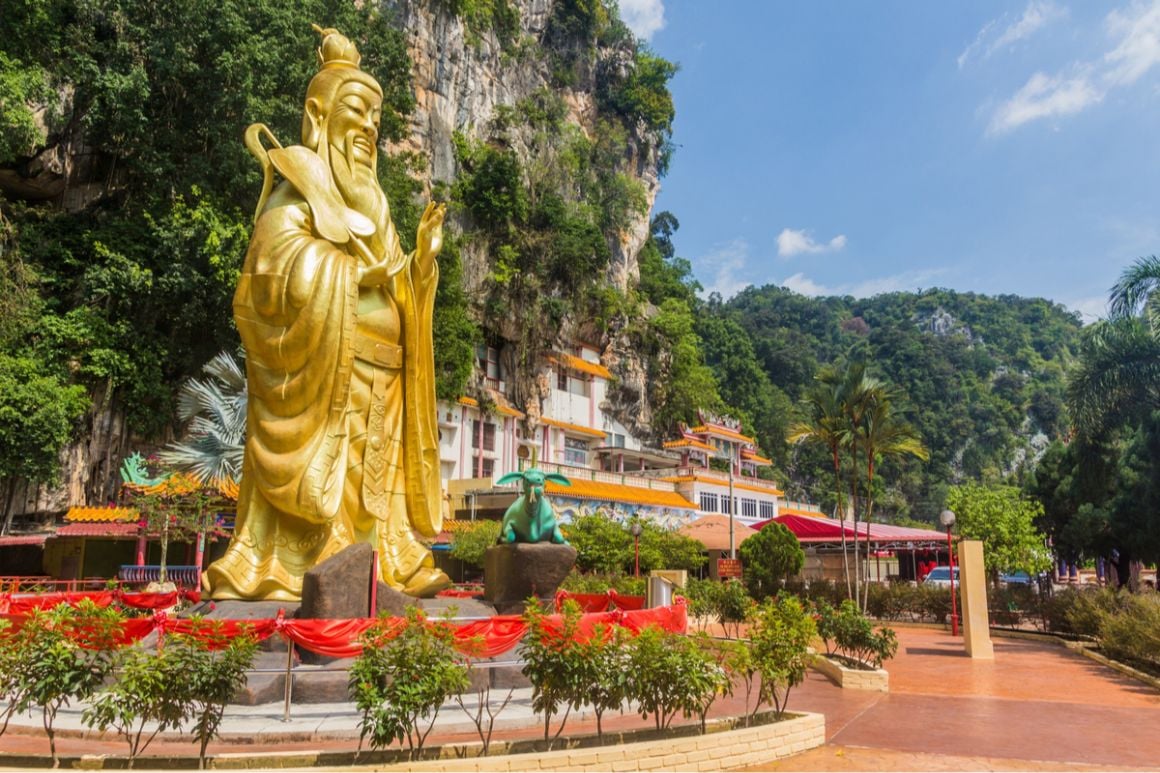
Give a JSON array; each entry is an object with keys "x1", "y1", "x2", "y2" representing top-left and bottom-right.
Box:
[{"x1": 403, "y1": 567, "x2": 453, "y2": 598}]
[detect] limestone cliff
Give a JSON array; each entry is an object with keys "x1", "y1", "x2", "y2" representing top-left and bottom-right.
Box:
[{"x1": 388, "y1": 0, "x2": 664, "y2": 435}]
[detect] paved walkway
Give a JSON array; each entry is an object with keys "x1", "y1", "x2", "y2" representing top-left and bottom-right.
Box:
[
  {"x1": 750, "y1": 628, "x2": 1160, "y2": 771},
  {"x1": 2, "y1": 627, "x2": 1159, "y2": 770}
]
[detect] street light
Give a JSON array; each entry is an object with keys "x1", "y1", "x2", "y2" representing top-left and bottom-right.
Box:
[
  {"x1": 630, "y1": 520, "x2": 644, "y2": 578},
  {"x1": 939, "y1": 509, "x2": 959, "y2": 636}
]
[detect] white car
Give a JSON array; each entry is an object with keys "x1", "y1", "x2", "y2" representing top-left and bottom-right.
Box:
[{"x1": 922, "y1": 566, "x2": 959, "y2": 588}]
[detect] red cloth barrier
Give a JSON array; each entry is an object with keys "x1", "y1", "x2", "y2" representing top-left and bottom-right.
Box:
[
  {"x1": 0, "y1": 600, "x2": 687, "y2": 656},
  {"x1": 555, "y1": 589, "x2": 647, "y2": 613},
  {"x1": 454, "y1": 616, "x2": 534, "y2": 658},
  {"x1": 119, "y1": 591, "x2": 178, "y2": 609},
  {"x1": 280, "y1": 618, "x2": 379, "y2": 658}
]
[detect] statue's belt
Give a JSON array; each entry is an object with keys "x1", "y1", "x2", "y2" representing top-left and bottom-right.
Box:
[{"x1": 352, "y1": 334, "x2": 403, "y2": 369}]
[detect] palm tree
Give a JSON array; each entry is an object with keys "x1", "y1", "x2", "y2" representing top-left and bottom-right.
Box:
[
  {"x1": 159, "y1": 351, "x2": 247, "y2": 485},
  {"x1": 788, "y1": 369, "x2": 853, "y2": 597},
  {"x1": 857, "y1": 387, "x2": 929, "y2": 610},
  {"x1": 837, "y1": 361, "x2": 880, "y2": 606},
  {"x1": 1069, "y1": 255, "x2": 1160, "y2": 435}
]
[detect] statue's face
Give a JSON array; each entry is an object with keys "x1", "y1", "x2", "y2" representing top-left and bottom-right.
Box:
[{"x1": 326, "y1": 81, "x2": 382, "y2": 170}]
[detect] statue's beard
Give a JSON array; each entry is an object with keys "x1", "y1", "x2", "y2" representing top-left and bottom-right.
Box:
[{"x1": 326, "y1": 130, "x2": 389, "y2": 242}]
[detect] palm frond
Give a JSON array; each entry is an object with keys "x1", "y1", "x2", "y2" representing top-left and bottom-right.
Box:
[
  {"x1": 1068, "y1": 319, "x2": 1160, "y2": 435},
  {"x1": 1110, "y1": 255, "x2": 1160, "y2": 321},
  {"x1": 163, "y1": 351, "x2": 248, "y2": 485}
]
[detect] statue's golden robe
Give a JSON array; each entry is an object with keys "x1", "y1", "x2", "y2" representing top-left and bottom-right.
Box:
[{"x1": 206, "y1": 165, "x2": 442, "y2": 601}]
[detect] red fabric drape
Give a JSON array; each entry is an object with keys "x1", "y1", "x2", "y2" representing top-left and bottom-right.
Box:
[
  {"x1": 555, "y1": 590, "x2": 647, "y2": 613},
  {"x1": 280, "y1": 618, "x2": 379, "y2": 658},
  {"x1": 0, "y1": 600, "x2": 687, "y2": 656}
]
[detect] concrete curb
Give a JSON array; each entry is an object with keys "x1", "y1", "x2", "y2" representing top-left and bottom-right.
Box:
[
  {"x1": 810, "y1": 654, "x2": 889, "y2": 692},
  {"x1": 0, "y1": 710, "x2": 826, "y2": 771},
  {"x1": 1061, "y1": 640, "x2": 1160, "y2": 693}
]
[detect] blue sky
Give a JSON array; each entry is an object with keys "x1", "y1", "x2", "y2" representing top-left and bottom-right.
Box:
[{"x1": 618, "y1": 0, "x2": 1160, "y2": 321}]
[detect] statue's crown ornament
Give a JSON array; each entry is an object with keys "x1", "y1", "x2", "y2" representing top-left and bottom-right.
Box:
[{"x1": 312, "y1": 24, "x2": 361, "y2": 70}]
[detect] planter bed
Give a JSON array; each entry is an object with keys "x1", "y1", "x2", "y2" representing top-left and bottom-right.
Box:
[
  {"x1": 0, "y1": 709, "x2": 826, "y2": 771},
  {"x1": 811, "y1": 653, "x2": 889, "y2": 692}
]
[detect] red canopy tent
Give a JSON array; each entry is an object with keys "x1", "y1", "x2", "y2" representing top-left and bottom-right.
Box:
[{"x1": 753, "y1": 514, "x2": 947, "y2": 547}]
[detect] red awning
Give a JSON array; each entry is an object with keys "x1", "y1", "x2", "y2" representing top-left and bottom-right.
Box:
[
  {"x1": 55, "y1": 523, "x2": 140, "y2": 538},
  {"x1": 756, "y1": 514, "x2": 948, "y2": 545},
  {"x1": 0, "y1": 534, "x2": 50, "y2": 547}
]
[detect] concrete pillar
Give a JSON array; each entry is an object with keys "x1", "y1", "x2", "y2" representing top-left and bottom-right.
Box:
[{"x1": 958, "y1": 539, "x2": 993, "y2": 659}]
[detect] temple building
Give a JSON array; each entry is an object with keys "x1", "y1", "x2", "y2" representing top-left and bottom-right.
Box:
[{"x1": 437, "y1": 344, "x2": 793, "y2": 530}]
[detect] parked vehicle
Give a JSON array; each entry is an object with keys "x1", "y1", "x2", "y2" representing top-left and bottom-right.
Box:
[
  {"x1": 999, "y1": 571, "x2": 1034, "y2": 586},
  {"x1": 922, "y1": 566, "x2": 959, "y2": 588}
]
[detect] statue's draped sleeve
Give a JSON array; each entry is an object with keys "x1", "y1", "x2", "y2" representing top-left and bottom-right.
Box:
[{"x1": 233, "y1": 195, "x2": 357, "y2": 524}]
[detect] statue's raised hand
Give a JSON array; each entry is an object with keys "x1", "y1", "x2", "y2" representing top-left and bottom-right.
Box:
[{"x1": 415, "y1": 201, "x2": 446, "y2": 275}]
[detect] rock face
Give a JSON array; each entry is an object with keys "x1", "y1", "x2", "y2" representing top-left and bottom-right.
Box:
[
  {"x1": 392, "y1": 0, "x2": 661, "y2": 436},
  {"x1": 483, "y1": 542, "x2": 577, "y2": 615},
  {"x1": 4, "y1": 0, "x2": 666, "y2": 518}
]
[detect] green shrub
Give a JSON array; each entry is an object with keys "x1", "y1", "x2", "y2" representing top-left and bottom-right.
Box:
[
  {"x1": 350, "y1": 608, "x2": 470, "y2": 759},
  {"x1": 626, "y1": 627, "x2": 727, "y2": 732},
  {"x1": 0, "y1": 602, "x2": 125, "y2": 766},
  {"x1": 738, "y1": 522, "x2": 803, "y2": 601},
  {"x1": 816, "y1": 599, "x2": 897, "y2": 669},
  {"x1": 1098, "y1": 593, "x2": 1160, "y2": 670},
  {"x1": 747, "y1": 595, "x2": 816, "y2": 718},
  {"x1": 520, "y1": 599, "x2": 589, "y2": 748},
  {"x1": 449, "y1": 520, "x2": 502, "y2": 569}
]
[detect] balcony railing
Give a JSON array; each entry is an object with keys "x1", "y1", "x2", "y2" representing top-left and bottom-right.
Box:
[{"x1": 508, "y1": 461, "x2": 680, "y2": 492}]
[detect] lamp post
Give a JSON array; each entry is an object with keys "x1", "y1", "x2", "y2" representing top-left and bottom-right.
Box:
[
  {"x1": 630, "y1": 521, "x2": 643, "y2": 578},
  {"x1": 940, "y1": 509, "x2": 959, "y2": 636}
]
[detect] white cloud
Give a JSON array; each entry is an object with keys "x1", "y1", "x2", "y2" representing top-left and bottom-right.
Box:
[
  {"x1": 700, "y1": 238, "x2": 753, "y2": 299},
  {"x1": 959, "y1": 2, "x2": 1066, "y2": 69},
  {"x1": 987, "y1": 0, "x2": 1160, "y2": 135},
  {"x1": 987, "y1": 71, "x2": 1102, "y2": 135},
  {"x1": 619, "y1": 0, "x2": 666, "y2": 41},
  {"x1": 776, "y1": 228, "x2": 847, "y2": 258},
  {"x1": 1104, "y1": 1, "x2": 1160, "y2": 86},
  {"x1": 781, "y1": 269, "x2": 946, "y2": 299}
]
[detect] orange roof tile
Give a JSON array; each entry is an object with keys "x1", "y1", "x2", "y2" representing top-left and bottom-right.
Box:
[
  {"x1": 663, "y1": 438, "x2": 716, "y2": 452},
  {"x1": 65, "y1": 507, "x2": 140, "y2": 523},
  {"x1": 741, "y1": 450, "x2": 773, "y2": 465},
  {"x1": 549, "y1": 354, "x2": 612, "y2": 380},
  {"x1": 545, "y1": 478, "x2": 697, "y2": 510},
  {"x1": 688, "y1": 425, "x2": 757, "y2": 445},
  {"x1": 540, "y1": 417, "x2": 607, "y2": 439},
  {"x1": 458, "y1": 396, "x2": 480, "y2": 407}
]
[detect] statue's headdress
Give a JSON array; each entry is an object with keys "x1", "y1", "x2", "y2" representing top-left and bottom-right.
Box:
[
  {"x1": 302, "y1": 24, "x2": 383, "y2": 147},
  {"x1": 313, "y1": 24, "x2": 361, "y2": 70}
]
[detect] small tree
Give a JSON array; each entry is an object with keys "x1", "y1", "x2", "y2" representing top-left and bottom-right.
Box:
[
  {"x1": 627, "y1": 627, "x2": 727, "y2": 732},
  {"x1": 350, "y1": 608, "x2": 470, "y2": 759},
  {"x1": 947, "y1": 483, "x2": 1052, "y2": 581},
  {"x1": 585, "y1": 625, "x2": 632, "y2": 741},
  {"x1": 739, "y1": 523, "x2": 804, "y2": 601},
  {"x1": 716, "y1": 579, "x2": 754, "y2": 638},
  {"x1": 454, "y1": 637, "x2": 514, "y2": 757},
  {"x1": 4, "y1": 602, "x2": 125, "y2": 766},
  {"x1": 129, "y1": 476, "x2": 218, "y2": 587},
  {"x1": 167, "y1": 625, "x2": 258, "y2": 769},
  {"x1": 818, "y1": 599, "x2": 898, "y2": 669},
  {"x1": 748, "y1": 595, "x2": 816, "y2": 718},
  {"x1": 712, "y1": 638, "x2": 761, "y2": 726},
  {"x1": 519, "y1": 599, "x2": 590, "y2": 748},
  {"x1": 83, "y1": 646, "x2": 192, "y2": 767}
]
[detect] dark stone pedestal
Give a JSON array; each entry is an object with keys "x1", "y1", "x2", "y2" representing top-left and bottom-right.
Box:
[{"x1": 483, "y1": 543, "x2": 577, "y2": 615}]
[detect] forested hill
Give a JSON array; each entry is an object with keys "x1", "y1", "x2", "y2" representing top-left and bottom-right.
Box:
[{"x1": 699, "y1": 285, "x2": 1083, "y2": 520}]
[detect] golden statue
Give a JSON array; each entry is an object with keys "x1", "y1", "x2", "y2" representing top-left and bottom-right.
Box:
[{"x1": 206, "y1": 25, "x2": 451, "y2": 600}]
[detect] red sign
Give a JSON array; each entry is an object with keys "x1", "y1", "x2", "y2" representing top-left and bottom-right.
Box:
[{"x1": 717, "y1": 558, "x2": 743, "y2": 579}]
